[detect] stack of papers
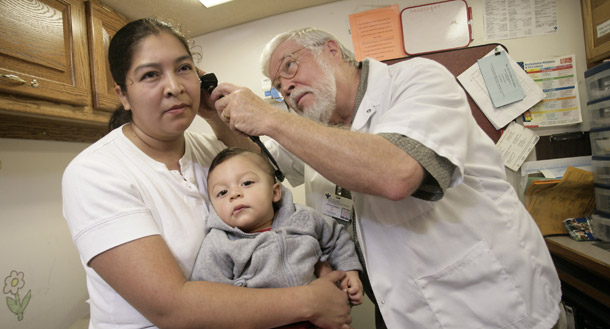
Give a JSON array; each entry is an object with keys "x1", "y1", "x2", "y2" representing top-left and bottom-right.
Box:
[
  {"x1": 525, "y1": 166, "x2": 595, "y2": 236},
  {"x1": 457, "y1": 47, "x2": 545, "y2": 130}
]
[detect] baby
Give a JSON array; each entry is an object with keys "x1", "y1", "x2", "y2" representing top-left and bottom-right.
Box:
[{"x1": 192, "y1": 148, "x2": 363, "y2": 317}]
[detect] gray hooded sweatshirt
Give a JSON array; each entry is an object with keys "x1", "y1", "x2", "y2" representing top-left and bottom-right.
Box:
[{"x1": 191, "y1": 186, "x2": 362, "y2": 287}]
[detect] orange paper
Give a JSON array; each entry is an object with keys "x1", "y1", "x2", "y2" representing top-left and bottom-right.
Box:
[{"x1": 348, "y1": 5, "x2": 407, "y2": 62}]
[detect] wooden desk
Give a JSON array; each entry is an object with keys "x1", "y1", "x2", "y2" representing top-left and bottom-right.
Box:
[{"x1": 545, "y1": 236, "x2": 610, "y2": 315}]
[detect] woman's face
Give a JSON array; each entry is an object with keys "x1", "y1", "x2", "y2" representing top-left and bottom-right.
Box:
[{"x1": 116, "y1": 32, "x2": 200, "y2": 140}]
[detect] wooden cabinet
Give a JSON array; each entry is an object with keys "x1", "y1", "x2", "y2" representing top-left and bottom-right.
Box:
[
  {"x1": 86, "y1": 0, "x2": 127, "y2": 112},
  {"x1": 545, "y1": 236, "x2": 610, "y2": 328},
  {"x1": 0, "y1": 0, "x2": 127, "y2": 142},
  {"x1": 581, "y1": 0, "x2": 610, "y2": 68},
  {"x1": 0, "y1": 0, "x2": 90, "y2": 106}
]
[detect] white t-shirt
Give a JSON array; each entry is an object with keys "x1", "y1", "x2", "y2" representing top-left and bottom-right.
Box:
[{"x1": 62, "y1": 127, "x2": 225, "y2": 329}]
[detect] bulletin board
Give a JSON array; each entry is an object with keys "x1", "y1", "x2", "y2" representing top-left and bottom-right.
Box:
[
  {"x1": 400, "y1": 0, "x2": 472, "y2": 55},
  {"x1": 385, "y1": 43, "x2": 504, "y2": 142}
]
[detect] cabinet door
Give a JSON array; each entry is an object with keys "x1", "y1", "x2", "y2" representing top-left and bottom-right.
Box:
[
  {"x1": 85, "y1": 0, "x2": 127, "y2": 112},
  {"x1": 581, "y1": 0, "x2": 610, "y2": 68},
  {"x1": 0, "y1": 0, "x2": 90, "y2": 106}
]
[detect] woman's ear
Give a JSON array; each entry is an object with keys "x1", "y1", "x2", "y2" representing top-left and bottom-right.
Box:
[
  {"x1": 272, "y1": 183, "x2": 282, "y2": 203},
  {"x1": 115, "y1": 85, "x2": 131, "y2": 111}
]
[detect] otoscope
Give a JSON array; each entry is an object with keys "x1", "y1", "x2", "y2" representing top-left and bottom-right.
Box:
[{"x1": 201, "y1": 73, "x2": 285, "y2": 182}]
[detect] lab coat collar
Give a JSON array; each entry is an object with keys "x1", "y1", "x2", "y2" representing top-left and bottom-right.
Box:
[{"x1": 351, "y1": 58, "x2": 389, "y2": 131}]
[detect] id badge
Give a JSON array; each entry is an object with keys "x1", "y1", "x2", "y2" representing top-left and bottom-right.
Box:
[{"x1": 321, "y1": 192, "x2": 353, "y2": 223}]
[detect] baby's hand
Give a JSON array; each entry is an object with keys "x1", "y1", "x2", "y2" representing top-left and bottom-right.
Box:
[{"x1": 340, "y1": 271, "x2": 363, "y2": 306}]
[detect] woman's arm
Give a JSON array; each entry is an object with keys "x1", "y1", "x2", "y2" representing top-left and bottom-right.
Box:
[{"x1": 89, "y1": 235, "x2": 352, "y2": 329}]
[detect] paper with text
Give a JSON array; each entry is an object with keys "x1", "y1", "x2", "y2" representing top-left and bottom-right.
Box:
[
  {"x1": 348, "y1": 5, "x2": 407, "y2": 61},
  {"x1": 478, "y1": 51, "x2": 526, "y2": 107},
  {"x1": 520, "y1": 54, "x2": 582, "y2": 128},
  {"x1": 483, "y1": 0, "x2": 558, "y2": 41},
  {"x1": 457, "y1": 47, "x2": 545, "y2": 130},
  {"x1": 496, "y1": 122, "x2": 538, "y2": 171}
]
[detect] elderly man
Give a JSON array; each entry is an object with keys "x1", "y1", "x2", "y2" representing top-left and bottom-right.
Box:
[{"x1": 212, "y1": 27, "x2": 561, "y2": 329}]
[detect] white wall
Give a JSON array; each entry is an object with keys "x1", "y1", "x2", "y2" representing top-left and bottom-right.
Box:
[{"x1": 0, "y1": 1, "x2": 587, "y2": 328}]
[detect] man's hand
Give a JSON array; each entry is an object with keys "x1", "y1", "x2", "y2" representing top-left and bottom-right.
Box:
[{"x1": 211, "y1": 82, "x2": 281, "y2": 137}]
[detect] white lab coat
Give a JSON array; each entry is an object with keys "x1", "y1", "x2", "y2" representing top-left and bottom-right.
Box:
[{"x1": 267, "y1": 57, "x2": 561, "y2": 329}]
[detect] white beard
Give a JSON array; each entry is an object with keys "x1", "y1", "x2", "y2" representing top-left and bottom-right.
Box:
[{"x1": 287, "y1": 58, "x2": 337, "y2": 124}]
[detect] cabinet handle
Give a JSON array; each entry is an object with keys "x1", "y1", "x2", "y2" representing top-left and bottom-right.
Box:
[{"x1": 0, "y1": 74, "x2": 27, "y2": 85}]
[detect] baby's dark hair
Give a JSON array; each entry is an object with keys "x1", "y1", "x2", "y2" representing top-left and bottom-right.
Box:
[
  {"x1": 209, "y1": 147, "x2": 282, "y2": 211},
  {"x1": 209, "y1": 148, "x2": 277, "y2": 183}
]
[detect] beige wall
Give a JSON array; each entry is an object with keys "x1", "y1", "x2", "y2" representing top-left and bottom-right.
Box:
[
  {"x1": 0, "y1": 1, "x2": 586, "y2": 328},
  {"x1": 0, "y1": 139, "x2": 89, "y2": 328}
]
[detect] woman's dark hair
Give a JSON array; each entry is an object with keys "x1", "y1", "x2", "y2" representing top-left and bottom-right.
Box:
[{"x1": 107, "y1": 18, "x2": 192, "y2": 131}]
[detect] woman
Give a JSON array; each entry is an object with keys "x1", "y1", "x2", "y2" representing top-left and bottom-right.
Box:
[{"x1": 62, "y1": 18, "x2": 351, "y2": 329}]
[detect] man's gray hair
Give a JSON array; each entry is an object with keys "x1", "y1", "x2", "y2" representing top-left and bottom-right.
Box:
[{"x1": 260, "y1": 27, "x2": 357, "y2": 78}]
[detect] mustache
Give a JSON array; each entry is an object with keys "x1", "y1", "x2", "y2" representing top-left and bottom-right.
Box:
[{"x1": 287, "y1": 87, "x2": 315, "y2": 109}]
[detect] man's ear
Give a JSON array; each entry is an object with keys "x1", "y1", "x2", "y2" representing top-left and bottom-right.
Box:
[
  {"x1": 272, "y1": 183, "x2": 282, "y2": 202},
  {"x1": 115, "y1": 85, "x2": 131, "y2": 111},
  {"x1": 325, "y1": 39, "x2": 342, "y2": 59}
]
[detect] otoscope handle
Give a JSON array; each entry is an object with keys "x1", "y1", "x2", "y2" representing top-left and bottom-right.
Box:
[{"x1": 249, "y1": 136, "x2": 285, "y2": 182}]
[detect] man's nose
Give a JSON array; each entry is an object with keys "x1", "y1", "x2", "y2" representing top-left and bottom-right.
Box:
[{"x1": 280, "y1": 77, "x2": 296, "y2": 97}]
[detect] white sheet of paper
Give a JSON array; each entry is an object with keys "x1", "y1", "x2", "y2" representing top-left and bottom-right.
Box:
[
  {"x1": 483, "y1": 0, "x2": 558, "y2": 41},
  {"x1": 495, "y1": 122, "x2": 539, "y2": 171},
  {"x1": 457, "y1": 47, "x2": 545, "y2": 130},
  {"x1": 521, "y1": 155, "x2": 592, "y2": 178}
]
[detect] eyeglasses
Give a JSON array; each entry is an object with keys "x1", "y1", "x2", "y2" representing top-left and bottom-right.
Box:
[{"x1": 271, "y1": 47, "x2": 307, "y2": 91}]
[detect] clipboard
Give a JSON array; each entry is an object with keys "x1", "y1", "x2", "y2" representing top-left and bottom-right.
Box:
[{"x1": 400, "y1": 0, "x2": 473, "y2": 55}]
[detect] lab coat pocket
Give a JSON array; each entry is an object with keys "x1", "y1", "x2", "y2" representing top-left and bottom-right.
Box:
[{"x1": 415, "y1": 240, "x2": 526, "y2": 329}]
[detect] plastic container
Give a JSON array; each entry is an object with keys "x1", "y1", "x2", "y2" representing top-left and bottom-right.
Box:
[
  {"x1": 590, "y1": 127, "x2": 610, "y2": 157},
  {"x1": 592, "y1": 158, "x2": 610, "y2": 185},
  {"x1": 585, "y1": 61, "x2": 610, "y2": 102},
  {"x1": 591, "y1": 212, "x2": 610, "y2": 242},
  {"x1": 588, "y1": 96, "x2": 610, "y2": 129},
  {"x1": 595, "y1": 186, "x2": 610, "y2": 214}
]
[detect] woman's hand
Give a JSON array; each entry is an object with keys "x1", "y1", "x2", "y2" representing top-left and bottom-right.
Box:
[{"x1": 305, "y1": 270, "x2": 353, "y2": 329}]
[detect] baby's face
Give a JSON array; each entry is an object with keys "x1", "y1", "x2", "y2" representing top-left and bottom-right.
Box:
[{"x1": 207, "y1": 154, "x2": 281, "y2": 233}]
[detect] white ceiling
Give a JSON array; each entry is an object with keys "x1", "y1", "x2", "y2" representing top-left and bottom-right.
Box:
[{"x1": 100, "y1": 0, "x2": 342, "y2": 37}]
